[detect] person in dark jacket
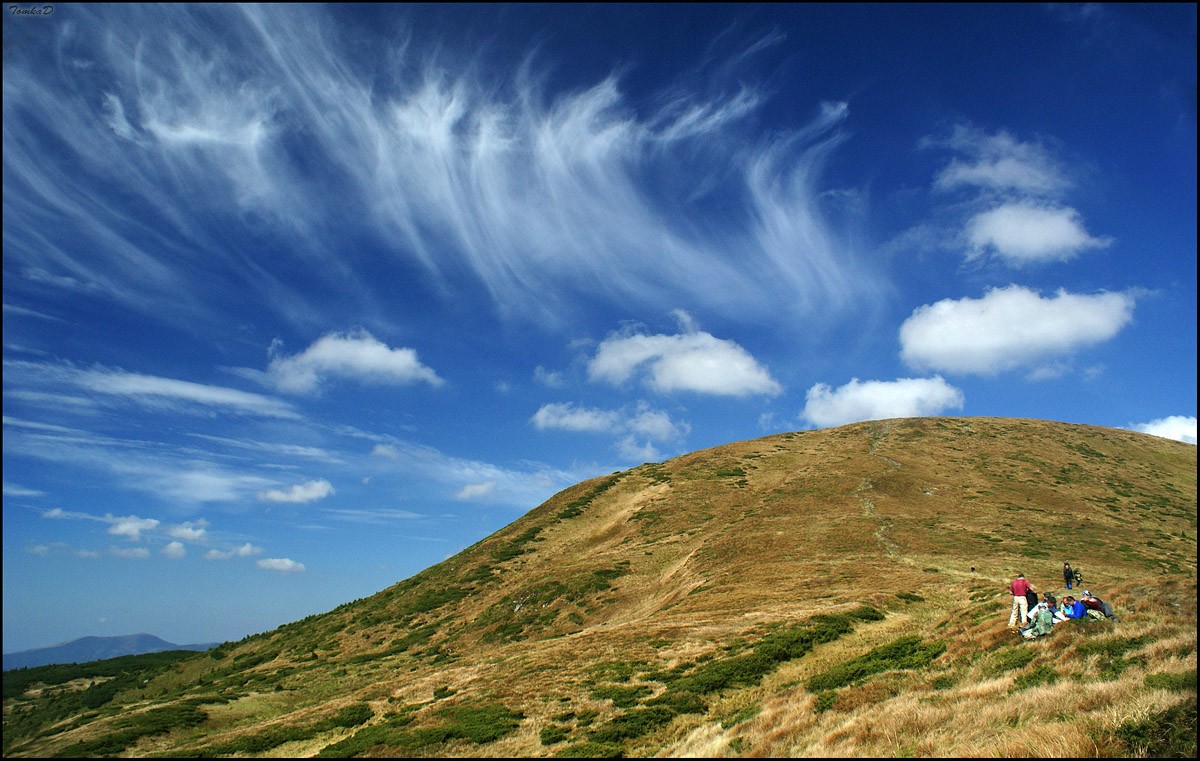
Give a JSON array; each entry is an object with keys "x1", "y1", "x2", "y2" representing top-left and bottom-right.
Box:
[{"x1": 1063, "y1": 562, "x2": 1074, "y2": 590}]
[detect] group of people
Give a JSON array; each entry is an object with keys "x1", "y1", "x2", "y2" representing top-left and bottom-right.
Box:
[{"x1": 1006, "y1": 563, "x2": 1115, "y2": 640}]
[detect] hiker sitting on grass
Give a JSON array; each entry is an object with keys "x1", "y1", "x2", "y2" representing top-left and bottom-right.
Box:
[
  {"x1": 1081, "y1": 591, "x2": 1116, "y2": 621},
  {"x1": 1060, "y1": 596, "x2": 1086, "y2": 620},
  {"x1": 1020, "y1": 601, "x2": 1056, "y2": 639}
]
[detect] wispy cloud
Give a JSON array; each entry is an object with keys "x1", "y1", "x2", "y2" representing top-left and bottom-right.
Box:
[
  {"x1": 801, "y1": 377, "x2": 964, "y2": 428},
  {"x1": 257, "y1": 479, "x2": 335, "y2": 504},
  {"x1": 530, "y1": 401, "x2": 690, "y2": 461},
  {"x1": 4, "y1": 360, "x2": 299, "y2": 419},
  {"x1": 899, "y1": 286, "x2": 1136, "y2": 376},
  {"x1": 2, "y1": 5, "x2": 881, "y2": 333}
]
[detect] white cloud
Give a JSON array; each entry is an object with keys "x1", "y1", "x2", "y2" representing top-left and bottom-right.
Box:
[
  {"x1": 257, "y1": 557, "x2": 306, "y2": 573},
  {"x1": 266, "y1": 330, "x2": 443, "y2": 395},
  {"x1": 1131, "y1": 416, "x2": 1197, "y2": 445},
  {"x1": 106, "y1": 514, "x2": 161, "y2": 541},
  {"x1": 2, "y1": 6, "x2": 881, "y2": 332},
  {"x1": 5, "y1": 360, "x2": 300, "y2": 419},
  {"x1": 111, "y1": 546, "x2": 150, "y2": 559},
  {"x1": 167, "y1": 520, "x2": 208, "y2": 541},
  {"x1": 161, "y1": 541, "x2": 186, "y2": 559},
  {"x1": 930, "y1": 126, "x2": 1070, "y2": 196},
  {"x1": 3, "y1": 481, "x2": 44, "y2": 497},
  {"x1": 205, "y1": 542, "x2": 263, "y2": 560},
  {"x1": 258, "y1": 478, "x2": 335, "y2": 504},
  {"x1": 965, "y1": 203, "x2": 1111, "y2": 265},
  {"x1": 899, "y1": 286, "x2": 1135, "y2": 375},
  {"x1": 530, "y1": 400, "x2": 690, "y2": 462},
  {"x1": 801, "y1": 377, "x2": 964, "y2": 428},
  {"x1": 533, "y1": 366, "x2": 565, "y2": 388},
  {"x1": 456, "y1": 481, "x2": 496, "y2": 500},
  {"x1": 588, "y1": 329, "x2": 781, "y2": 397},
  {"x1": 531, "y1": 403, "x2": 621, "y2": 433}
]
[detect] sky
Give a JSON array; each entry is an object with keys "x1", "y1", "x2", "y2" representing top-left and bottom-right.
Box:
[{"x1": 3, "y1": 4, "x2": 1195, "y2": 654}]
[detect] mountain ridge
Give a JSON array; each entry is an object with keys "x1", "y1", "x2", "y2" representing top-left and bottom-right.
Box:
[
  {"x1": 3, "y1": 417, "x2": 1195, "y2": 758},
  {"x1": 2, "y1": 633, "x2": 220, "y2": 671}
]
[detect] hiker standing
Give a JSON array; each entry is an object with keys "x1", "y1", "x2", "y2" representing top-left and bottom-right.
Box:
[
  {"x1": 1063, "y1": 562, "x2": 1074, "y2": 590},
  {"x1": 1008, "y1": 574, "x2": 1034, "y2": 627}
]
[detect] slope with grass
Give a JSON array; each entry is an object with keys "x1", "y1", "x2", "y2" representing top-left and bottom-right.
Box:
[{"x1": 3, "y1": 417, "x2": 1195, "y2": 758}]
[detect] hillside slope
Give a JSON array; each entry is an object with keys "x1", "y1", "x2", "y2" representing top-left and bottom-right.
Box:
[{"x1": 3, "y1": 417, "x2": 1196, "y2": 758}]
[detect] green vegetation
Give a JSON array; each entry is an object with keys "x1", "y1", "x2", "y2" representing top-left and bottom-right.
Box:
[
  {"x1": 1114, "y1": 697, "x2": 1196, "y2": 758},
  {"x1": 54, "y1": 701, "x2": 209, "y2": 758},
  {"x1": 806, "y1": 635, "x2": 945, "y2": 692},
  {"x1": 315, "y1": 701, "x2": 523, "y2": 757},
  {"x1": 1145, "y1": 671, "x2": 1197, "y2": 692},
  {"x1": 1011, "y1": 664, "x2": 1059, "y2": 692}
]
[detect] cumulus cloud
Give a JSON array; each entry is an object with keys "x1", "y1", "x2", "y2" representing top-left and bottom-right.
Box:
[
  {"x1": 588, "y1": 327, "x2": 781, "y2": 397},
  {"x1": 265, "y1": 331, "x2": 442, "y2": 395},
  {"x1": 965, "y1": 203, "x2": 1111, "y2": 265},
  {"x1": 899, "y1": 286, "x2": 1135, "y2": 375},
  {"x1": 920, "y1": 125, "x2": 1113, "y2": 269},
  {"x1": 1131, "y1": 416, "x2": 1197, "y2": 445},
  {"x1": 257, "y1": 557, "x2": 306, "y2": 573},
  {"x1": 161, "y1": 541, "x2": 186, "y2": 559},
  {"x1": 258, "y1": 479, "x2": 335, "y2": 504},
  {"x1": 801, "y1": 377, "x2": 964, "y2": 428},
  {"x1": 106, "y1": 514, "x2": 161, "y2": 541},
  {"x1": 167, "y1": 520, "x2": 208, "y2": 541}
]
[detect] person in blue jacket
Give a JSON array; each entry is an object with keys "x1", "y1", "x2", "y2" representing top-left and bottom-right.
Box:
[{"x1": 1060, "y1": 595, "x2": 1086, "y2": 620}]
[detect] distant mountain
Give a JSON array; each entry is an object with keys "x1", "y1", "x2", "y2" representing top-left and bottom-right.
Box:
[{"x1": 3, "y1": 633, "x2": 218, "y2": 671}]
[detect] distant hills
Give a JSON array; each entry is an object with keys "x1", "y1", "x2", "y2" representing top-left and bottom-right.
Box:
[
  {"x1": 2, "y1": 418, "x2": 1194, "y2": 758},
  {"x1": 3, "y1": 633, "x2": 218, "y2": 671}
]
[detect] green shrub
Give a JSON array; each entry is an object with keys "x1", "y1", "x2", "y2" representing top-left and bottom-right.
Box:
[
  {"x1": 1145, "y1": 671, "x2": 1197, "y2": 692},
  {"x1": 813, "y1": 690, "x2": 837, "y2": 713},
  {"x1": 330, "y1": 702, "x2": 374, "y2": 728},
  {"x1": 1115, "y1": 697, "x2": 1196, "y2": 758},
  {"x1": 1011, "y1": 665, "x2": 1059, "y2": 692},
  {"x1": 589, "y1": 705, "x2": 676, "y2": 743},
  {"x1": 540, "y1": 724, "x2": 571, "y2": 745},
  {"x1": 556, "y1": 740, "x2": 623, "y2": 757},
  {"x1": 806, "y1": 636, "x2": 945, "y2": 692},
  {"x1": 985, "y1": 646, "x2": 1036, "y2": 676},
  {"x1": 590, "y1": 684, "x2": 651, "y2": 707}
]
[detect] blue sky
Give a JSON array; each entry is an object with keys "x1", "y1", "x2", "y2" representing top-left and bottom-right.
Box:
[{"x1": 3, "y1": 4, "x2": 1195, "y2": 653}]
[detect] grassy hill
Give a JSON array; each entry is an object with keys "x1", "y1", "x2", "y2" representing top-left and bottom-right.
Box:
[{"x1": 3, "y1": 417, "x2": 1195, "y2": 758}]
